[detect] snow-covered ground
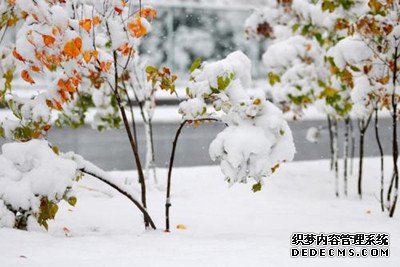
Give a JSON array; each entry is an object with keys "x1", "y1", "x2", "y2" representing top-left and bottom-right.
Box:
[{"x1": 0, "y1": 157, "x2": 399, "y2": 267}]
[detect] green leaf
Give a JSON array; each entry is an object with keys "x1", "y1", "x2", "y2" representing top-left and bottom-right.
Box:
[
  {"x1": 210, "y1": 86, "x2": 220, "y2": 94},
  {"x1": 190, "y1": 57, "x2": 202, "y2": 73},
  {"x1": 145, "y1": 66, "x2": 158, "y2": 74},
  {"x1": 252, "y1": 182, "x2": 262, "y2": 193},
  {"x1": 201, "y1": 106, "x2": 207, "y2": 115},
  {"x1": 322, "y1": 0, "x2": 336, "y2": 12},
  {"x1": 37, "y1": 198, "x2": 59, "y2": 231},
  {"x1": 68, "y1": 196, "x2": 77, "y2": 207},
  {"x1": 268, "y1": 72, "x2": 281, "y2": 86},
  {"x1": 52, "y1": 146, "x2": 60, "y2": 155},
  {"x1": 217, "y1": 75, "x2": 231, "y2": 91},
  {"x1": 314, "y1": 32, "x2": 324, "y2": 46},
  {"x1": 349, "y1": 65, "x2": 360, "y2": 72},
  {"x1": 301, "y1": 25, "x2": 311, "y2": 36},
  {"x1": 292, "y1": 23, "x2": 300, "y2": 32}
]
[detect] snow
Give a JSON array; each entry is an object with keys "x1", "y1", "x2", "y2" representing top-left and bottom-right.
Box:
[
  {"x1": 306, "y1": 126, "x2": 321, "y2": 144},
  {"x1": 0, "y1": 157, "x2": 399, "y2": 266},
  {"x1": 329, "y1": 36, "x2": 373, "y2": 70},
  {"x1": 0, "y1": 140, "x2": 77, "y2": 226}
]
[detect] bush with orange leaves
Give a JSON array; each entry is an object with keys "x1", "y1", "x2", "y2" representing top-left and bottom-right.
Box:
[{"x1": 0, "y1": 0, "x2": 165, "y2": 230}]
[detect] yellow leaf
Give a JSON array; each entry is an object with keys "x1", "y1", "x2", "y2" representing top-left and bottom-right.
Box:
[
  {"x1": 176, "y1": 224, "x2": 187, "y2": 230},
  {"x1": 253, "y1": 98, "x2": 261, "y2": 105},
  {"x1": 83, "y1": 51, "x2": 92, "y2": 63},
  {"x1": 271, "y1": 164, "x2": 280, "y2": 173}
]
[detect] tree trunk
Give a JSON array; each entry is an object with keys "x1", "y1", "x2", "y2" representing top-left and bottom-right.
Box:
[
  {"x1": 144, "y1": 118, "x2": 157, "y2": 183},
  {"x1": 350, "y1": 119, "x2": 355, "y2": 175},
  {"x1": 374, "y1": 107, "x2": 385, "y2": 212},
  {"x1": 343, "y1": 117, "x2": 350, "y2": 197},
  {"x1": 165, "y1": 118, "x2": 219, "y2": 232},
  {"x1": 389, "y1": 45, "x2": 399, "y2": 218},
  {"x1": 332, "y1": 117, "x2": 339, "y2": 197},
  {"x1": 327, "y1": 115, "x2": 334, "y2": 171},
  {"x1": 110, "y1": 49, "x2": 149, "y2": 227}
]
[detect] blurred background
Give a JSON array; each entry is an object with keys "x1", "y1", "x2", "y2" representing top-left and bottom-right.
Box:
[{"x1": 139, "y1": 0, "x2": 266, "y2": 78}]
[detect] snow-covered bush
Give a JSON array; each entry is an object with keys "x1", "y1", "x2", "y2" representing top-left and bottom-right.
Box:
[
  {"x1": 0, "y1": 0, "x2": 160, "y2": 229},
  {"x1": 0, "y1": 140, "x2": 78, "y2": 230},
  {"x1": 179, "y1": 51, "x2": 295, "y2": 191}
]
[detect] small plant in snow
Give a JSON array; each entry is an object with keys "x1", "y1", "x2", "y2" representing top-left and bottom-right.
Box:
[{"x1": 0, "y1": 140, "x2": 78, "y2": 230}]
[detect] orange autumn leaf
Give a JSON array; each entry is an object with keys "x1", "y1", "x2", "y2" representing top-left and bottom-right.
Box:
[
  {"x1": 79, "y1": 19, "x2": 92, "y2": 33},
  {"x1": 117, "y1": 43, "x2": 132, "y2": 56},
  {"x1": 93, "y1": 16, "x2": 101, "y2": 26},
  {"x1": 43, "y1": 124, "x2": 52, "y2": 131},
  {"x1": 128, "y1": 18, "x2": 147, "y2": 38},
  {"x1": 58, "y1": 89, "x2": 70, "y2": 102},
  {"x1": 7, "y1": 17, "x2": 17, "y2": 26},
  {"x1": 57, "y1": 79, "x2": 76, "y2": 93},
  {"x1": 83, "y1": 51, "x2": 92, "y2": 63},
  {"x1": 100, "y1": 61, "x2": 112, "y2": 72},
  {"x1": 52, "y1": 26, "x2": 62, "y2": 36},
  {"x1": 21, "y1": 70, "x2": 35, "y2": 84},
  {"x1": 46, "y1": 99, "x2": 62, "y2": 110},
  {"x1": 53, "y1": 100, "x2": 63, "y2": 110},
  {"x1": 92, "y1": 50, "x2": 99, "y2": 60},
  {"x1": 30, "y1": 65, "x2": 41, "y2": 72},
  {"x1": 32, "y1": 13, "x2": 39, "y2": 22},
  {"x1": 43, "y1": 35, "x2": 56, "y2": 46},
  {"x1": 74, "y1": 37, "x2": 82, "y2": 50},
  {"x1": 63, "y1": 37, "x2": 82, "y2": 58},
  {"x1": 12, "y1": 48, "x2": 26, "y2": 62},
  {"x1": 32, "y1": 131, "x2": 41, "y2": 139},
  {"x1": 139, "y1": 7, "x2": 157, "y2": 21}
]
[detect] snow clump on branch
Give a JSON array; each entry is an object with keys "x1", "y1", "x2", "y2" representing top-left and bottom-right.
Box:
[{"x1": 179, "y1": 51, "x2": 295, "y2": 190}]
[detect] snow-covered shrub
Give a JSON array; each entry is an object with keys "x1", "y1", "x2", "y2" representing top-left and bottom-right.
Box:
[
  {"x1": 0, "y1": 0, "x2": 162, "y2": 229},
  {"x1": 0, "y1": 140, "x2": 78, "y2": 230},
  {"x1": 180, "y1": 51, "x2": 295, "y2": 191}
]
